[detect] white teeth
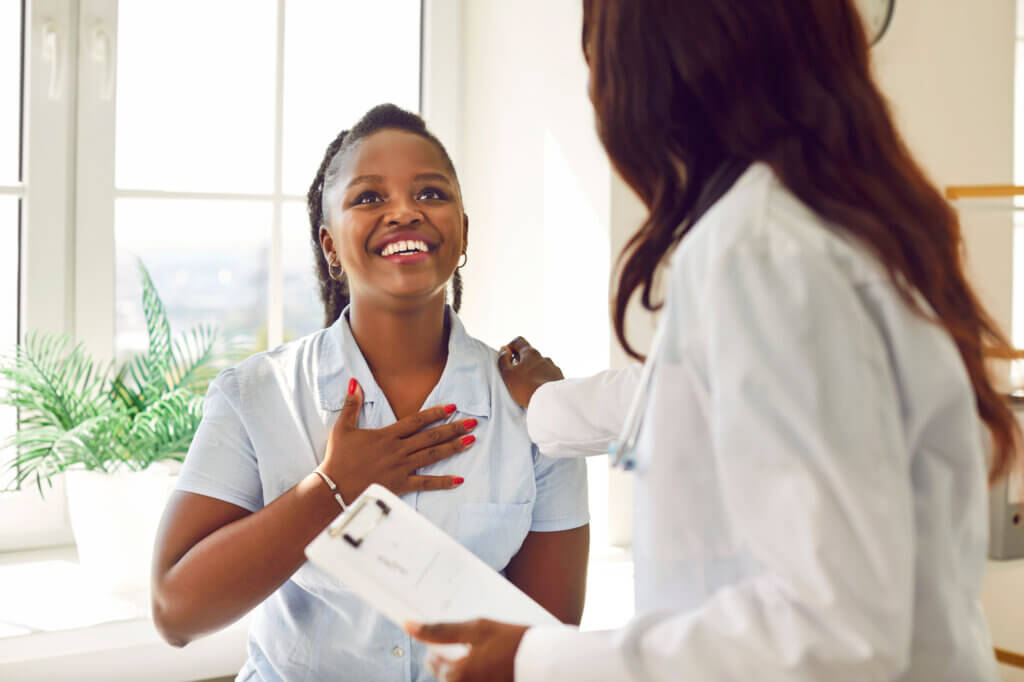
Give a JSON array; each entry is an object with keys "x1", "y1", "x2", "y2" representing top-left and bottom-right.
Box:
[{"x1": 381, "y1": 239, "x2": 430, "y2": 257}]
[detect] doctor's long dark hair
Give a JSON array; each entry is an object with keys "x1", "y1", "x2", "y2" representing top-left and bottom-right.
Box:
[{"x1": 583, "y1": 0, "x2": 1022, "y2": 483}]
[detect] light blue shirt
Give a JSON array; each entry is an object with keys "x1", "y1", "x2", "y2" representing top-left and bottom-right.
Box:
[{"x1": 176, "y1": 307, "x2": 589, "y2": 682}]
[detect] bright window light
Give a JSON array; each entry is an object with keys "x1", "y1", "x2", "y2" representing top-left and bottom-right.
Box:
[
  {"x1": 115, "y1": 0, "x2": 278, "y2": 193},
  {"x1": 113, "y1": 0, "x2": 421, "y2": 360},
  {"x1": 115, "y1": 199, "x2": 271, "y2": 363}
]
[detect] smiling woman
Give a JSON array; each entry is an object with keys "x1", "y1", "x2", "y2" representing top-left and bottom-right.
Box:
[
  {"x1": 150, "y1": 104, "x2": 590, "y2": 682},
  {"x1": 308, "y1": 105, "x2": 469, "y2": 328}
]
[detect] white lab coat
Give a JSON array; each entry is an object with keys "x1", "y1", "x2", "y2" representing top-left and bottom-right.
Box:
[{"x1": 515, "y1": 163, "x2": 999, "y2": 681}]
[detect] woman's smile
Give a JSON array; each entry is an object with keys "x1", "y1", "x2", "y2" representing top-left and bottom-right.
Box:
[{"x1": 372, "y1": 229, "x2": 440, "y2": 265}]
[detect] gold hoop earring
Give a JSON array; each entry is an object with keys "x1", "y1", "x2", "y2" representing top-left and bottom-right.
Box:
[{"x1": 328, "y1": 254, "x2": 343, "y2": 280}]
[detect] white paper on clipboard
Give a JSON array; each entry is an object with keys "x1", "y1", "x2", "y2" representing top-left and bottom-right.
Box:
[{"x1": 305, "y1": 484, "x2": 560, "y2": 634}]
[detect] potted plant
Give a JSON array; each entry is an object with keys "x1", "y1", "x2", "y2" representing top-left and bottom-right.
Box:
[{"x1": 0, "y1": 261, "x2": 218, "y2": 593}]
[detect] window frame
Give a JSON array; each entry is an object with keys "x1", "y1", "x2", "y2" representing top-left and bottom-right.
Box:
[
  {"x1": 1, "y1": 0, "x2": 446, "y2": 551},
  {"x1": 0, "y1": 0, "x2": 82, "y2": 551}
]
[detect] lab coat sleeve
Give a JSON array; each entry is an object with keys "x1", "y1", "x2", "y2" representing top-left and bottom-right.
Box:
[
  {"x1": 525, "y1": 364, "x2": 643, "y2": 458},
  {"x1": 516, "y1": 238, "x2": 915, "y2": 681}
]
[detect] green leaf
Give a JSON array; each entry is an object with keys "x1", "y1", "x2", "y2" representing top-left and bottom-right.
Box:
[
  {"x1": 139, "y1": 260, "x2": 172, "y2": 365},
  {"x1": 0, "y1": 259, "x2": 221, "y2": 494},
  {"x1": 0, "y1": 332, "x2": 109, "y2": 430},
  {"x1": 167, "y1": 324, "x2": 218, "y2": 395}
]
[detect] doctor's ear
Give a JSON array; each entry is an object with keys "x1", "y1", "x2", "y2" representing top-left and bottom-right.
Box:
[{"x1": 462, "y1": 213, "x2": 469, "y2": 253}]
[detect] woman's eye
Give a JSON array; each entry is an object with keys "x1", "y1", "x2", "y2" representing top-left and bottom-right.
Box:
[
  {"x1": 417, "y1": 187, "x2": 448, "y2": 201},
  {"x1": 352, "y1": 191, "x2": 382, "y2": 206}
]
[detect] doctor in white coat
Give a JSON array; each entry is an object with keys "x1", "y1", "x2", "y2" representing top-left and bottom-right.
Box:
[{"x1": 407, "y1": 1, "x2": 1020, "y2": 680}]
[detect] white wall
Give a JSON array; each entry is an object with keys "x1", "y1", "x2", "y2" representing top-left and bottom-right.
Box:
[
  {"x1": 874, "y1": 0, "x2": 1016, "y2": 356},
  {"x1": 452, "y1": 0, "x2": 1017, "y2": 369},
  {"x1": 454, "y1": 0, "x2": 626, "y2": 550},
  {"x1": 456, "y1": 1, "x2": 611, "y2": 377}
]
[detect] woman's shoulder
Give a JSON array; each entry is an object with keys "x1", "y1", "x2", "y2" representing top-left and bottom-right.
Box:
[
  {"x1": 447, "y1": 320, "x2": 524, "y2": 419},
  {"x1": 673, "y1": 163, "x2": 890, "y2": 294},
  {"x1": 217, "y1": 327, "x2": 337, "y2": 404}
]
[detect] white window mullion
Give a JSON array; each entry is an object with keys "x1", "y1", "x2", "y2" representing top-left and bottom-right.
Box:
[
  {"x1": 73, "y1": 0, "x2": 117, "y2": 365},
  {"x1": 420, "y1": 0, "x2": 461, "y2": 168},
  {"x1": 22, "y1": 0, "x2": 77, "y2": 338},
  {"x1": 267, "y1": 0, "x2": 286, "y2": 350}
]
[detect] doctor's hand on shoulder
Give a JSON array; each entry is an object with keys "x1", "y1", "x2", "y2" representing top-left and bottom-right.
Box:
[
  {"x1": 498, "y1": 337, "x2": 564, "y2": 408},
  {"x1": 321, "y1": 379, "x2": 478, "y2": 504}
]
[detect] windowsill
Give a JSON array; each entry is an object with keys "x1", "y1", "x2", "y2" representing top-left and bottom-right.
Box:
[
  {"x1": 0, "y1": 545, "x2": 249, "y2": 682},
  {"x1": 0, "y1": 543, "x2": 634, "y2": 681}
]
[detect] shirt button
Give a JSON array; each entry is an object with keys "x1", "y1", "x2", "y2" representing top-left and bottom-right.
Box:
[{"x1": 392, "y1": 645, "x2": 404, "y2": 658}]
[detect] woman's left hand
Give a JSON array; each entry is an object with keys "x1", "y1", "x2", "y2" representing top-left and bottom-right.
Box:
[{"x1": 405, "y1": 619, "x2": 528, "y2": 682}]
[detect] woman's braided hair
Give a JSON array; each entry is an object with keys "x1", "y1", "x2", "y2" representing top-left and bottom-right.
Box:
[{"x1": 307, "y1": 104, "x2": 464, "y2": 327}]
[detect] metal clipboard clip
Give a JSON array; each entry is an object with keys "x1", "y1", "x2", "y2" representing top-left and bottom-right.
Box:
[{"x1": 327, "y1": 494, "x2": 392, "y2": 548}]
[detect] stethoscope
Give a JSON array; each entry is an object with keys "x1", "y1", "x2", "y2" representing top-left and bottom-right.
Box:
[
  {"x1": 606, "y1": 157, "x2": 750, "y2": 471},
  {"x1": 609, "y1": 323, "x2": 665, "y2": 470}
]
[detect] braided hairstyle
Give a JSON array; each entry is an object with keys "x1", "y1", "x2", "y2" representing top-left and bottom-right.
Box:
[{"x1": 307, "y1": 104, "x2": 465, "y2": 327}]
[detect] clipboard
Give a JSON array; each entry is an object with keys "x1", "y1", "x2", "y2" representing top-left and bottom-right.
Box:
[{"x1": 305, "y1": 484, "x2": 561, "y2": 632}]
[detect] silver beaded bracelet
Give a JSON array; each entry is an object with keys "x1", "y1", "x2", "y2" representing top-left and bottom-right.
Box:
[{"x1": 314, "y1": 469, "x2": 348, "y2": 512}]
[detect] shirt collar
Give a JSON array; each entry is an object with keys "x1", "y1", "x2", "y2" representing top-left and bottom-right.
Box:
[{"x1": 317, "y1": 305, "x2": 491, "y2": 419}]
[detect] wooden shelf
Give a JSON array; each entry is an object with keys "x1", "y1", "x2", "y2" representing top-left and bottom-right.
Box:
[
  {"x1": 996, "y1": 646, "x2": 1024, "y2": 670},
  {"x1": 946, "y1": 185, "x2": 1024, "y2": 200}
]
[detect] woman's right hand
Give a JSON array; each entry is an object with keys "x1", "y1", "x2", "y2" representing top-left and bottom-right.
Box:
[{"x1": 322, "y1": 379, "x2": 477, "y2": 504}]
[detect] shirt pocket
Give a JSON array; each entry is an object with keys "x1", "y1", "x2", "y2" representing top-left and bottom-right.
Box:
[{"x1": 455, "y1": 501, "x2": 532, "y2": 571}]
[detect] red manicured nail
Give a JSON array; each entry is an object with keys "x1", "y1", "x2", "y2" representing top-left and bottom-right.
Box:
[
  {"x1": 463, "y1": 418, "x2": 477, "y2": 431},
  {"x1": 444, "y1": 404, "x2": 457, "y2": 415},
  {"x1": 348, "y1": 378, "x2": 357, "y2": 395},
  {"x1": 452, "y1": 477, "x2": 465, "y2": 486},
  {"x1": 461, "y1": 435, "x2": 475, "y2": 446}
]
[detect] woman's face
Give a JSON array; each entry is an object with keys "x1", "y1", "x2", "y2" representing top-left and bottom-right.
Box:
[{"x1": 321, "y1": 129, "x2": 467, "y2": 311}]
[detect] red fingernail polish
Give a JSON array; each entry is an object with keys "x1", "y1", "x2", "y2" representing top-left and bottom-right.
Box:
[
  {"x1": 452, "y1": 477, "x2": 465, "y2": 485},
  {"x1": 444, "y1": 404, "x2": 457, "y2": 415},
  {"x1": 463, "y1": 418, "x2": 477, "y2": 431},
  {"x1": 348, "y1": 378, "x2": 357, "y2": 395},
  {"x1": 461, "y1": 435, "x2": 475, "y2": 446}
]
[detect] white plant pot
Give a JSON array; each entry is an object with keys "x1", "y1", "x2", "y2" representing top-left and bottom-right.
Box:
[{"x1": 65, "y1": 461, "x2": 181, "y2": 594}]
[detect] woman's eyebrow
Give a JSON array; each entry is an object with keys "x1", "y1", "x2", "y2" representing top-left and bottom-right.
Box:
[
  {"x1": 414, "y1": 172, "x2": 453, "y2": 186},
  {"x1": 346, "y1": 174, "x2": 383, "y2": 189},
  {"x1": 346, "y1": 173, "x2": 452, "y2": 189}
]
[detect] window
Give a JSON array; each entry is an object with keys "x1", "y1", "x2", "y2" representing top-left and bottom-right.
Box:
[
  {"x1": 112, "y1": 0, "x2": 421, "y2": 362},
  {"x1": 1, "y1": 0, "x2": 427, "y2": 551},
  {"x1": 0, "y1": 0, "x2": 21, "y2": 489},
  {"x1": 0, "y1": 0, "x2": 75, "y2": 550}
]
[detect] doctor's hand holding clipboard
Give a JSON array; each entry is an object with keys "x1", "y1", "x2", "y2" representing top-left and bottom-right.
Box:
[{"x1": 408, "y1": 1, "x2": 1020, "y2": 681}]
